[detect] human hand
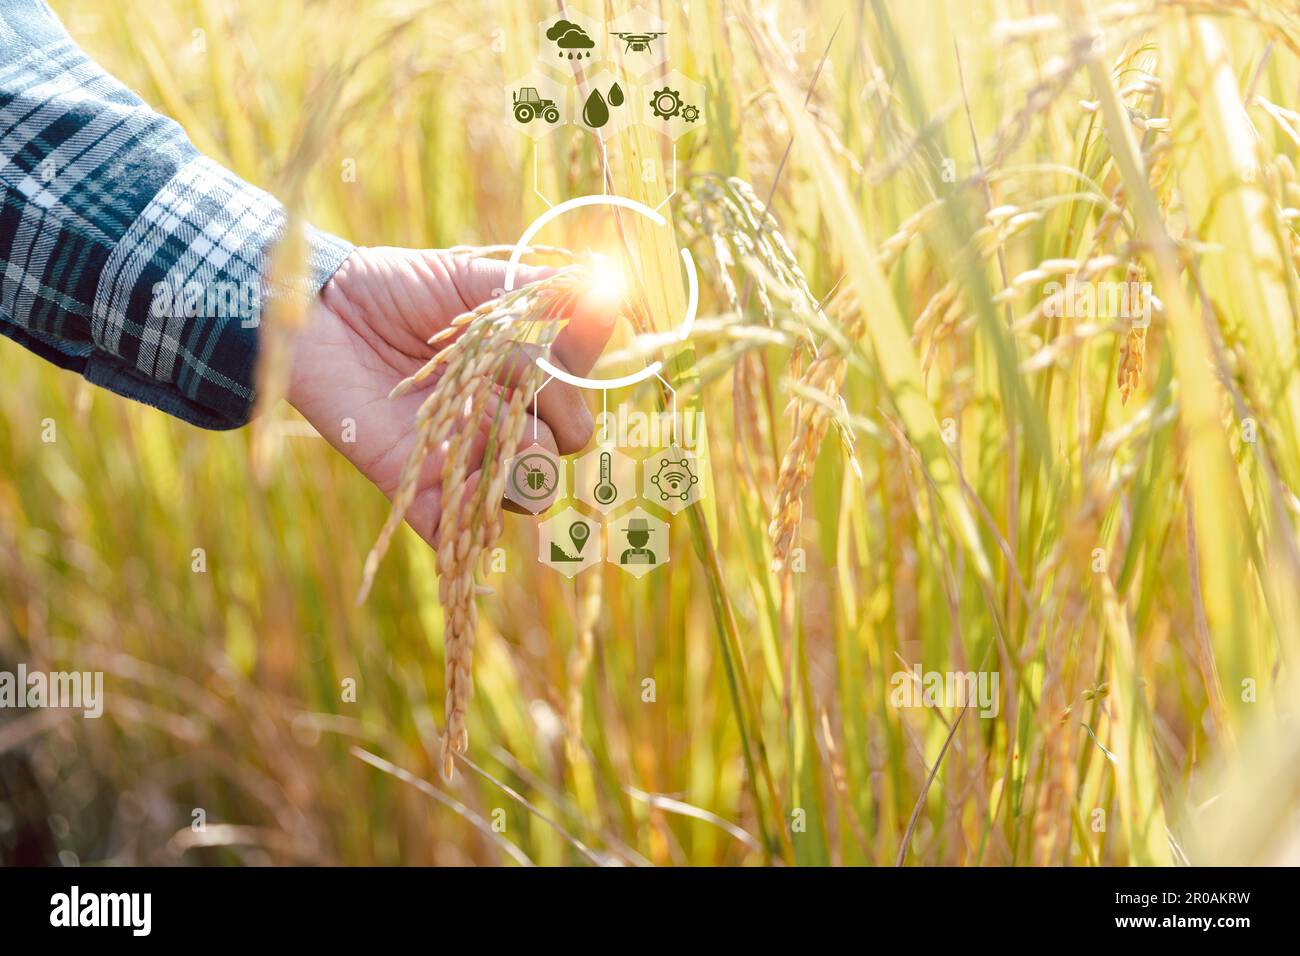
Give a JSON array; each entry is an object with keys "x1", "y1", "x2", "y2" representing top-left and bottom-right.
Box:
[{"x1": 287, "y1": 247, "x2": 614, "y2": 546}]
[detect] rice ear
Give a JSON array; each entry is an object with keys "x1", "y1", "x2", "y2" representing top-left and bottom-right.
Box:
[{"x1": 358, "y1": 265, "x2": 588, "y2": 777}]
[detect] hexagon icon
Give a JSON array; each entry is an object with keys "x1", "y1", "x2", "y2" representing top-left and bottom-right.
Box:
[
  {"x1": 574, "y1": 444, "x2": 637, "y2": 514},
  {"x1": 642, "y1": 445, "x2": 703, "y2": 514},
  {"x1": 505, "y1": 442, "x2": 565, "y2": 514},
  {"x1": 639, "y1": 70, "x2": 706, "y2": 141},
  {"x1": 505, "y1": 71, "x2": 568, "y2": 141},
  {"x1": 539, "y1": 9, "x2": 604, "y2": 77},
  {"x1": 607, "y1": 507, "x2": 669, "y2": 578},
  {"x1": 608, "y1": 6, "x2": 670, "y2": 78},
  {"x1": 574, "y1": 68, "x2": 636, "y2": 138},
  {"x1": 539, "y1": 507, "x2": 603, "y2": 578}
]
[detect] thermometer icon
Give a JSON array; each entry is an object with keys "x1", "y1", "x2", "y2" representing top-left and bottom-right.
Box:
[{"x1": 594, "y1": 451, "x2": 618, "y2": 505}]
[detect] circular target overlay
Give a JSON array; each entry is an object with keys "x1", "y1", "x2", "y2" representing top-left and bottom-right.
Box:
[{"x1": 503, "y1": 195, "x2": 698, "y2": 391}]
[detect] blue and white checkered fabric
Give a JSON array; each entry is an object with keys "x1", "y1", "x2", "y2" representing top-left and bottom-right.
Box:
[{"x1": 0, "y1": 0, "x2": 353, "y2": 428}]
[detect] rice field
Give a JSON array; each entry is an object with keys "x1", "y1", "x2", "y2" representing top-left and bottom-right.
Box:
[{"x1": 2, "y1": 0, "x2": 1300, "y2": 866}]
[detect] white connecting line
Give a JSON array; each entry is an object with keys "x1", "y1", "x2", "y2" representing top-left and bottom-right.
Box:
[
  {"x1": 654, "y1": 371, "x2": 678, "y2": 447},
  {"x1": 533, "y1": 374, "x2": 555, "y2": 441},
  {"x1": 530, "y1": 372, "x2": 677, "y2": 447},
  {"x1": 533, "y1": 144, "x2": 554, "y2": 208},
  {"x1": 655, "y1": 144, "x2": 677, "y2": 212},
  {"x1": 531, "y1": 142, "x2": 677, "y2": 210}
]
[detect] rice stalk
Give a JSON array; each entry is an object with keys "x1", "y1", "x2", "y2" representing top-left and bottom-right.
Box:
[{"x1": 356, "y1": 267, "x2": 592, "y2": 778}]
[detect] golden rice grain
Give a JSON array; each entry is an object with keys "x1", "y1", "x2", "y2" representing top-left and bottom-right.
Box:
[{"x1": 357, "y1": 266, "x2": 592, "y2": 778}]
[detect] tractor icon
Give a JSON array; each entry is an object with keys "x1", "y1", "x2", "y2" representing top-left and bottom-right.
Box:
[{"x1": 513, "y1": 87, "x2": 560, "y2": 125}]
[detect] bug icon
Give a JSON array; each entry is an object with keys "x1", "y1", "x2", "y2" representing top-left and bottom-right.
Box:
[
  {"x1": 516, "y1": 458, "x2": 555, "y2": 496},
  {"x1": 506, "y1": 449, "x2": 563, "y2": 513}
]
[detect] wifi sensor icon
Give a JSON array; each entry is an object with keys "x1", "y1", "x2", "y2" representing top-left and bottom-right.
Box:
[
  {"x1": 651, "y1": 455, "x2": 699, "y2": 502},
  {"x1": 660, "y1": 469, "x2": 688, "y2": 491}
]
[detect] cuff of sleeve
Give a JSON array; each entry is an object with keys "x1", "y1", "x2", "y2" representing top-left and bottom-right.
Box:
[{"x1": 90, "y1": 157, "x2": 354, "y2": 430}]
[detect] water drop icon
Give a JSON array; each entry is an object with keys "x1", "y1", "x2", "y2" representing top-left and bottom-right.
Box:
[
  {"x1": 583, "y1": 88, "x2": 609, "y2": 128},
  {"x1": 608, "y1": 82, "x2": 624, "y2": 107}
]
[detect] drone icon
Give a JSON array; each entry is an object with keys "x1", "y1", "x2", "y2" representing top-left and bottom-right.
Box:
[{"x1": 611, "y1": 31, "x2": 666, "y2": 54}]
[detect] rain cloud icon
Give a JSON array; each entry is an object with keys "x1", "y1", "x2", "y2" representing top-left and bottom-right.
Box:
[{"x1": 547, "y1": 19, "x2": 595, "y2": 58}]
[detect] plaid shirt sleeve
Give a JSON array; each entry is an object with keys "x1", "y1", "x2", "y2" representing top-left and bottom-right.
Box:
[{"x1": 0, "y1": 0, "x2": 354, "y2": 429}]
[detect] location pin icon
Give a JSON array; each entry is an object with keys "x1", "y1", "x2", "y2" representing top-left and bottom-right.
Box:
[{"x1": 569, "y1": 520, "x2": 590, "y2": 555}]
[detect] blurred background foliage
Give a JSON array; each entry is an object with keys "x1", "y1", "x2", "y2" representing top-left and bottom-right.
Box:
[{"x1": 2, "y1": 0, "x2": 1299, "y2": 865}]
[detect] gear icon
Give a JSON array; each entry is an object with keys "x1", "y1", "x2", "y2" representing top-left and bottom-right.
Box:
[
  {"x1": 651, "y1": 87, "x2": 682, "y2": 120},
  {"x1": 681, "y1": 104, "x2": 700, "y2": 123},
  {"x1": 651, "y1": 455, "x2": 698, "y2": 502}
]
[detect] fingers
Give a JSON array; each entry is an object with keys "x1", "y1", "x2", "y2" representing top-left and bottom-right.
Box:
[
  {"x1": 551, "y1": 290, "x2": 618, "y2": 378},
  {"x1": 403, "y1": 484, "x2": 444, "y2": 550},
  {"x1": 500, "y1": 411, "x2": 561, "y2": 515},
  {"x1": 452, "y1": 252, "x2": 618, "y2": 382},
  {"x1": 449, "y1": 255, "x2": 624, "y2": 349},
  {"x1": 488, "y1": 341, "x2": 550, "y2": 392},
  {"x1": 453, "y1": 256, "x2": 554, "y2": 307},
  {"x1": 469, "y1": 392, "x2": 560, "y2": 516},
  {"x1": 469, "y1": 390, "x2": 561, "y2": 461},
  {"x1": 533, "y1": 359, "x2": 594, "y2": 454},
  {"x1": 483, "y1": 343, "x2": 593, "y2": 454},
  {"x1": 448, "y1": 254, "x2": 619, "y2": 455},
  {"x1": 406, "y1": 405, "x2": 560, "y2": 543}
]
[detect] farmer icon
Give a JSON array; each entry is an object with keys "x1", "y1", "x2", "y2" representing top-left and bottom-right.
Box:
[
  {"x1": 505, "y1": 442, "x2": 564, "y2": 514},
  {"x1": 539, "y1": 506, "x2": 603, "y2": 578},
  {"x1": 620, "y1": 518, "x2": 656, "y2": 565},
  {"x1": 607, "y1": 508, "x2": 667, "y2": 578}
]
